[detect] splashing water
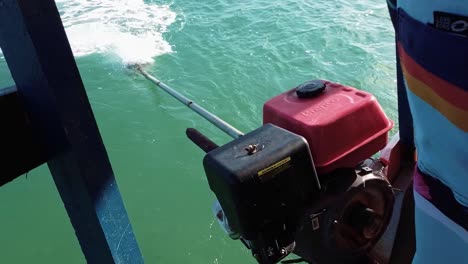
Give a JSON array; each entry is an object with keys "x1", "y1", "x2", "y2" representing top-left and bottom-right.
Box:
[
  {"x1": 54, "y1": 0, "x2": 176, "y2": 64},
  {"x1": 0, "y1": 1, "x2": 176, "y2": 64}
]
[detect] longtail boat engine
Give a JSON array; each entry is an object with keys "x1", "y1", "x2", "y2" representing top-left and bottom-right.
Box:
[
  {"x1": 136, "y1": 68, "x2": 396, "y2": 263},
  {"x1": 200, "y1": 80, "x2": 395, "y2": 264}
]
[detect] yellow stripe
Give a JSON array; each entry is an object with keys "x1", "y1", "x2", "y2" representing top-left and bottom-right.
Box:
[
  {"x1": 402, "y1": 67, "x2": 468, "y2": 132},
  {"x1": 258, "y1": 157, "x2": 291, "y2": 176}
]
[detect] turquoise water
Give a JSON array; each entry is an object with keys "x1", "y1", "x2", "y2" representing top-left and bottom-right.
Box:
[{"x1": 0, "y1": 0, "x2": 397, "y2": 263}]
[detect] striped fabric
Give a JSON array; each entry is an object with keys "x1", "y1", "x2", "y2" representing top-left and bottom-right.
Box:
[
  {"x1": 399, "y1": 47, "x2": 468, "y2": 132},
  {"x1": 391, "y1": 1, "x2": 468, "y2": 263}
]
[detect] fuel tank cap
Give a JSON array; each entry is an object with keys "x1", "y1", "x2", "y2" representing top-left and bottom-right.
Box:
[{"x1": 296, "y1": 80, "x2": 326, "y2": 98}]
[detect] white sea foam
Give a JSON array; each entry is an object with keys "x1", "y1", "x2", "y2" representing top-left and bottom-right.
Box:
[
  {"x1": 0, "y1": 1, "x2": 175, "y2": 64},
  {"x1": 55, "y1": 0, "x2": 176, "y2": 64}
]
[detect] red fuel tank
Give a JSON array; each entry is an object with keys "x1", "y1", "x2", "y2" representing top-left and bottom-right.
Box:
[{"x1": 263, "y1": 80, "x2": 393, "y2": 173}]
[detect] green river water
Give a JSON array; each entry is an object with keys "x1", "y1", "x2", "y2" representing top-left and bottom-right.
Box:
[{"x1": 0, "y1": 0, "x2": 397, "y2": 263}]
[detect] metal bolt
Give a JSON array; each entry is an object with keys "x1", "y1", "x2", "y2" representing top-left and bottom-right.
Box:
[{"x1": 245, "y1": 144, "x2": 258, "y2": 155}]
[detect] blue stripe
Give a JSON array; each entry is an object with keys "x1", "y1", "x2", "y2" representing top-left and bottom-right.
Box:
[
  {"x1": 413, "y1": 192, "x2": 468, "y2": 264},
  {"x1": 406, "y1": 88, "x2": 468, "y2": 206},
  {"x1": 387, "y1": 1, "x2": 398, "y2": 29},
  {"x1": 398, "y1": 8, "x2": 468, "y2": 91},
  {"x1": 387, "y1": 0, "x2": 396, "y2": 10},
  {"x1": 398, "y1": 0, "x2": 468, "y2": 24},
  {"x1": 415, "y1": 168, "x2": 468, "y2": 230}
]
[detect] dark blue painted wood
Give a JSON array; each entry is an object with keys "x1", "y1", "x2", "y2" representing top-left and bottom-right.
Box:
[
  {"x1": 0, "y1": 86, "x2": 47, "y2": 185},
  {"x1": 396, "y1": 47, "x2": 414, "y2": 147},
  {"x1": 0, "y1": 1, "x2": 144, "y2": 263},
  {"x1": 387, "y1": 1, "x2": 414, "y2": 148}
]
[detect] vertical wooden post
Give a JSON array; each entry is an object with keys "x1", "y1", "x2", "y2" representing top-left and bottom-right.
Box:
[{"x1": 0, "y1": 0, "x2": 144, "y2": 263}]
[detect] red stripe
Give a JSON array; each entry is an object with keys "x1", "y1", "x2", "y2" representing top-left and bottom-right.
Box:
[{"x1": 398, "y1": 44, "x2": 468, "y2": 111}]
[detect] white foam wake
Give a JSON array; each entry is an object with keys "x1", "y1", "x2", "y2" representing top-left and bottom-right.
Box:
[
  {"x1": 55, "y1": 0, "x2": 176, "y2": 64},
  {"x1": 0, "y1": 1, "x2": 176, "y2": 64}
]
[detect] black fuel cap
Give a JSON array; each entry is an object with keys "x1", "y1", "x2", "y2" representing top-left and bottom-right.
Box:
[{"x1": 296, "y1": 80, "x2": 326, "y2": 98}]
